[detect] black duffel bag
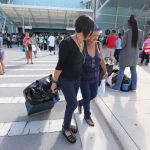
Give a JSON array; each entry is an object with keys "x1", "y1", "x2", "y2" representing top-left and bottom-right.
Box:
[{"x1": 23, "y1": 74, "x2": 59, "y2": 105}]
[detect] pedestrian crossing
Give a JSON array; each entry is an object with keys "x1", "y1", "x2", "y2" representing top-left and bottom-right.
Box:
[
  {"x1": 0, "y1": 51, "x2": 80, "y2": 139},
  {"x1": 0, "y1": 52, "x2": 66, "y2": 138},
  {"x1": 0, "y1": 49, "x2": 121, "y2": 150}
]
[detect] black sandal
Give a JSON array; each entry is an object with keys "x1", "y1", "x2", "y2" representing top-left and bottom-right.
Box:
[
  {"x1": 62, "y1": 125, "x2": 78, "y2": 134},
  {"x1": 70, "y1": 125, "x2": 78, "y2": 134},
  {"x1": 62, "y1": 129, "x2": 76, "y2": 143}
]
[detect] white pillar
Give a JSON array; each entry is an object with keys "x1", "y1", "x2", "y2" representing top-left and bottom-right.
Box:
[
  {"x1": 16, "y1": 27, "x2": 18, "y2": 33},
  {"x1": 2, "y1": 16, "x2": 7, "y2": 33},
  {"x1": 11, "y1": 22, "x2": 14, "y2": 33},
  {"x1": 22, "y1": 16, "x2": 25, "y2": 33}
]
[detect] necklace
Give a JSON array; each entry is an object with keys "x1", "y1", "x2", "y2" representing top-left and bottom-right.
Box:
[
  {"x1": 76, "y1": 34, "x2": 83, "y2": 50},
  {"x1": 75, "y1": 34, "x2": 86, "y2": 63}
]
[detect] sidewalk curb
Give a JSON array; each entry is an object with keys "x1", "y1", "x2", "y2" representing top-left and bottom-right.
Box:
[{"x1": 94, "y1": 97, "x2": 140, "y2": 150}]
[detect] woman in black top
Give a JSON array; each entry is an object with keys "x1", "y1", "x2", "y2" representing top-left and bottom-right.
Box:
[{"x1": 51, "y1": 14, "x2": 94, "y2": 143}]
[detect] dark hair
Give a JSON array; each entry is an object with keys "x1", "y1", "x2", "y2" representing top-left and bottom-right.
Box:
[
  {"x1": 118, "y1": 33, "x2": 122, "y2": 38},
  {"x1": 75, "y1": 14, "x2": 94, "y2": 38},
  {"x1": 128, "y1": 14, "x2": 138, "y2": 48},
  {"x1": 112, "y1": 30, "x2": 116, "y2": 34}
]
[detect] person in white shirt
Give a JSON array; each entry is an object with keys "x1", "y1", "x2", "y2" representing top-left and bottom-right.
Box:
[
  {"x1": 114, "y1": 33, "x2": 122, "y2": 63},
  {"x1": 48, "y1": 34, "x2": 56, "y2": 55}
]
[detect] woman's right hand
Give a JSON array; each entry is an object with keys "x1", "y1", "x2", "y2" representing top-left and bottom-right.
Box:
[{"x1": 51, "y1": 83, "x2": 57, "y2": 93}]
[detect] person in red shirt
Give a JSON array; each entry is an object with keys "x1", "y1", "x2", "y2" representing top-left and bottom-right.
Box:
[
  {"x1": 23, "y1": 32, "x2": 33, "y2": 64},
  {"x1": 106, "y1": 30, "x2": 117, "y2": 64}
]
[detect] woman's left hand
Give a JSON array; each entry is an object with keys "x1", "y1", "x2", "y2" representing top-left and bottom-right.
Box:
[{"x1": 103, "y1": 72, "x2": 108, "y2": 80}]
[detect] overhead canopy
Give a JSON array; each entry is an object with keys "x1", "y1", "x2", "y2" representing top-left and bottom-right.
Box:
[{"x1": 0, "y1": 4, "x2": 93, "y2": 29}]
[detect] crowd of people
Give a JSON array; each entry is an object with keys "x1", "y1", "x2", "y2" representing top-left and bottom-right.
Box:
[{"x1": 22, "y1": 32, "x2": 68, "y2": 64}]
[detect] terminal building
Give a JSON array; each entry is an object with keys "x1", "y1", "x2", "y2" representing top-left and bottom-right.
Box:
[{"x1": 0, "y1": 0, "x2": 150, "y2": 34}]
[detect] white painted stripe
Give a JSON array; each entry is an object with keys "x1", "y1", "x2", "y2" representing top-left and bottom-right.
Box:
[
  {"x1": 0, "y1": 96, "x2": 64, "y2": 103},
  {"x1": 0, "y1": 97, "x2": 25, "y2": 103},
  {"x1": 0, "y1": 119, "x2": 75, "y2": 136},
  {"x1": 0, "y1": 74, "x2": 48, "y2": 78},
  {"x1": 0, "y1": 123, "x2": 12, "y2": 136},
  {"x1": 0, "y1": 83, "x2": 30, "y2": 87},
  {"x1": 0, "y1": 119, "x2": 61, "y2": 136},
  {"x1": 6, "y1": 68, "x2": 55, "y2": 71},
  {"x1": 6, "y1": 64, "x2": 56, "y2": 67},
  {"x1": 10, "y1": 60, "x2": 58, "y2": 63},
  {"x1": 8, "y1": 122, "x2": 27, "y2": 136}
]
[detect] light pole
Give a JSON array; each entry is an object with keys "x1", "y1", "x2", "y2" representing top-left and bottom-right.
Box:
[{"x1": 93, "y1": 0, "x2": 97, "y2": 21}]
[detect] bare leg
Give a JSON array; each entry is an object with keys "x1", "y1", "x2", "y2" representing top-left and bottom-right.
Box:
[
  {"x1": 29, "y1": 51, "x2": 33, "y2": 64},
  {"x1": 0, "y1": 62, "x2": 3, "y2": 74},
  {"x1": 1, "y1": 61, "x2": 5, "y2": 73},
  {"x1": 25, "y1": 51, "x2": 29, "y2": 64}
]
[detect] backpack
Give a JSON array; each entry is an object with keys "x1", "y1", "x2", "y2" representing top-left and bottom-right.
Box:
[{"x1": 120, "y1": 75, "x2": 131, "y2": 92}]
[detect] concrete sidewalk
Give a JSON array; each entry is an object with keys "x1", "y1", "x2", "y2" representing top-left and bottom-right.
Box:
[{"x1": 95, "y1": 65, "x2": 150, "y2": 150}]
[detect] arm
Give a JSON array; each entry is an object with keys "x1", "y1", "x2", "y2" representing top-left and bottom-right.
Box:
[
  {"x1": 0, "y1": 38, "x2": 2, "y2": 56},
  {"x1": 0, "y1": 38, "x2": 2, "y2": 47},
  {"x1": 51, "y1": 40, "x2": 68, "y2": 93},
  {"x1": 97, "y1": 42, "x2": 108, "y2": 79},
  {"x1": 29, "y1": 38, "x2": 32, "y2": 44},
  {"x1": 121, "y1": 31, "x2": 128, "y2": 49}
]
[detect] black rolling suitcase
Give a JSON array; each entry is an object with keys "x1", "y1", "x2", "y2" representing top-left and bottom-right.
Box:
[{"x1": 23, "y1": 74, "x2": 59, "y2": 115}]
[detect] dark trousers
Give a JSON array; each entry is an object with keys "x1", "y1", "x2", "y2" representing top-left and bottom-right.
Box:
[
  {"x1": 114, "y1": 49, "x2": 121, "y2": 63},
  {"x1": 141, "y1": 51, "x2": 149, "y2": 64},
  {"x1": 79, "y1": 81, "x2": 98, "y2": 119},
  {"x1": 49, "y1": 46, "x2": 55, "y2": 54},
  {"x1": 7, "y1": 41, "x2": 12, "y2": 48},
  {"x1": 58, "y1": 77, "x2": 80, "y2": 129}
]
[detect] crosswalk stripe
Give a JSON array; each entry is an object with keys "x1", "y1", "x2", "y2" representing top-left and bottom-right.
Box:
[
  {"x1": 0, "y1": 83, "x2": 30, "y2": 87},
  {"x1": 0, "y1": 119, "x2": 76, "y2": 137},
  {"x1": 0, "y1": 96, "x2": 64, "y2": 103},
  {"x1": 5, "y1": 68, "x2": 55, "y2": 71},
  {"x1": 0, "y1": 74, "x2": 49, "y2": 78},
  {"x1": 6, "y1": 64, "x2": 56, "y2": 67},
  {"x1": 0, "y1": 119, "x2": 70, "y2": 136},
  {"x1": 9, "y1": 60, "x2": 58, "y2": 63}
]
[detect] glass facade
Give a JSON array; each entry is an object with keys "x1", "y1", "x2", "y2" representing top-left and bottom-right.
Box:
[
  {"x1": 0, "y1": 0, "x2": 150, "y2": 33},
  {"x1": 0, "y1": 0, "x2": 9, "y2": 3},
  {"x1": 95, "y1": 0, "x2": 150, "y2": 33}
]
